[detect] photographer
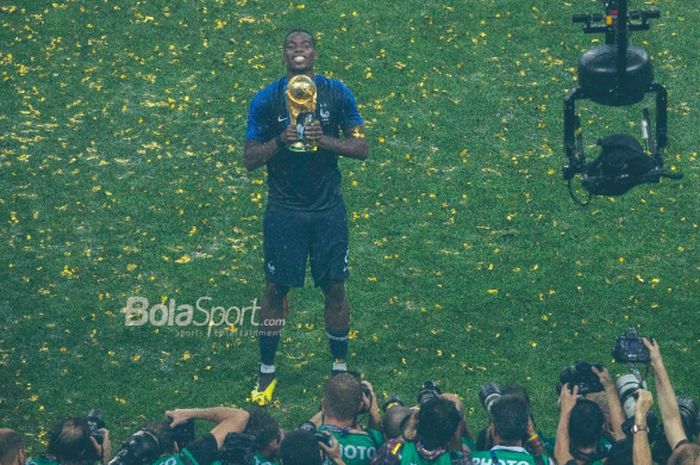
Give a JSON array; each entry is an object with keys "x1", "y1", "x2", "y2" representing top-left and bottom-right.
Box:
[
  {"x1": 31, "y1": 417, "x2": 111, "y2": 465},
  {"x1": 372, "y1": 396, "x2": 469, "y2": 465},
  {"x1": 281, "y1": 430, "x2": 345, "y2": 465},
  {"x1": 108, "y1": 407, "x2": 248, "y2": 465},
  {"x1": 143, "y1": 407, "x2": 250, "y2": 465},
  {"x1": 473, "y1": 395, "x2": 551, "y2": 465},
  {"x1": 308, "y1": 373, "x2": 382, "y2": 465},
  {"x1": 643, "y1": 338, "x2": 700, "y2": 465},
  {"x1": 556, "y1": 384, "x2": 610, "y2": 465},
  {"x1": 0, "y1": 429, "x2": 25, "y2": 465},
  {"x1": 475, "y1": 385, "x2": 548, "y2": 463},
  {"x1": 243, "y1": 409, "x2": 282, "y2": 465},
  {"x1": 441, "y1": 394, "x2": 475, "y2": 452}
]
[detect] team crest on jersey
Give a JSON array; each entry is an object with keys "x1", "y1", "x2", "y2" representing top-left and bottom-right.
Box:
[{"x1": 319, "y1": 104, "x2": 331, "y2": 123}]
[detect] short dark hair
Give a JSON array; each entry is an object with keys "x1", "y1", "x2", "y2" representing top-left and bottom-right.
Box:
[
  {"x1": 569, "y1": 399, "x2": 604, "y2": 448},
  {"x1": 47, "y1": 417, "x2": 99, "y2": 465},
  {"x1": 490, "y1": 395, "x2": 530, "y2": 443},
  {"x1": 417, "y1": 397, "x2": 461, "y2": 450},
  {"x1": 283, "y1": 29, "x2": 316, "y2": 48},
  {"x1": 281, "y1": 431, "x2": 321, "y2": 465},
  {"x1": 140, "y1": 421, "x2": 175, "y2": 455},
  {"x1": 245, "y1": 409, "x2": 281, "y2": 451},
  {"x1": 0, "y1": 429, "x2": 24, "y2": 465},
  {"x1": 323, "y1": 373, "x2": 363, "y2": 421}
]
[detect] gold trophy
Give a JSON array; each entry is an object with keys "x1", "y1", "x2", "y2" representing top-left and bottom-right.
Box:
[{"x1": 285, "y1": 74, "x2": 318, "y2": 152}]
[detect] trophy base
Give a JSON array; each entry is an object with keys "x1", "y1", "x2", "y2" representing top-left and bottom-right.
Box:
[{"x1": 288, "y1": 142, "x2": 317, "y2": 153}]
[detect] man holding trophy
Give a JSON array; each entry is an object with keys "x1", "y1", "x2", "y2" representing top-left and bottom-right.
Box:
[{"x1": 244, "y1": 29, "x2": 369, "y2": 405}]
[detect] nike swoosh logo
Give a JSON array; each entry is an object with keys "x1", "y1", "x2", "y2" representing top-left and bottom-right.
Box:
[{"x1": 278, "y1": 116, "x2": 288, "y2": 122}]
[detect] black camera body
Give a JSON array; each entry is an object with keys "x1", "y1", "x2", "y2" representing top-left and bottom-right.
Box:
[
  {"x1": 166, "y1": 417, "x2": 195, "y2": 450},
  {"x1": 613, "y1": 329, "x2": 652, "y2": 363},
  {"x1": 86, "y1": 409, "x2": 105, "y2": 446},
  {"x1": 417, "y1": 381, "x2": 442, "y2": 406},
  {"x1": 557, "y1": 361, "x2": 605, "y2": 395},
  {"x1": 219, "y1": 433, "x2": 257, "y2": 465},
  {"x1": 298, "y1": 422, "x2": 333, "y2": 448}
]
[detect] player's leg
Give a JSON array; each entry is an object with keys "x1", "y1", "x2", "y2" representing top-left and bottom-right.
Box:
[
  {"x1": 257, "y1": 279, "x2": 289, "y2": 390},
  {"x1": 252, "y1": 205, "x2": 310, "y2": 404},
  {"x1": 310, "y1": 202, "x2": 350, "y2": 374},
  {"x1": 321, "y1": 279, "x2": 350, "y2": 374}
]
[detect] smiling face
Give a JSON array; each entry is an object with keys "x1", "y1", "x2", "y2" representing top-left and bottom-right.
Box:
[{"x1": 283, "y1": 31, "x2": 317, "y2": 76}]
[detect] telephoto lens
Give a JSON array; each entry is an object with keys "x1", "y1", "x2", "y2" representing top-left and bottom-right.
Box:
[{"x1": 479, "y1": 382, "x2": 502, "y2": 413}]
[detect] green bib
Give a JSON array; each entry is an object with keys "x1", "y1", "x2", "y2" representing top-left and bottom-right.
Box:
[
  {"x1": 29, "y1": 457, "x2": 60, "y2": 465},
  {"x1": 318, "y1": 426, "x2": 383, "y2": 465},
  {"x1": 398, "y1": 442, "x2": 456, "y2": 465},
  {"x1": 471, "y1": 448, "x2": 551, "y2": 465},
  {"x1": 151, "y1": 448, "x2": 201, "y2": 465},
  {"x1": 252, "y1": 453, "x2": 280, "y2": 465}
]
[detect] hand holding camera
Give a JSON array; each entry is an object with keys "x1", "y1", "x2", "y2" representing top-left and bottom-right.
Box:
[
  {"x1": 318, "y1": 434, "x2": 344, "y2": 465},
  {"x1": 559, "y1": 383, "x2": 580, "y2": 415},
  {"x1": 635, "y1": 389, "x2": 654, "y2": 420}
]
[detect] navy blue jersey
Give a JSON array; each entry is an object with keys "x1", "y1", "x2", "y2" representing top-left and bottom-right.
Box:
[{"x1": 245, "y1": 75, "x2": 363, "y2": 211}]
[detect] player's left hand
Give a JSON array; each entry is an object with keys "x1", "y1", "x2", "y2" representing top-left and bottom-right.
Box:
[{"x1": 304, "y1": 121, "x2": 323, "y2": 141}]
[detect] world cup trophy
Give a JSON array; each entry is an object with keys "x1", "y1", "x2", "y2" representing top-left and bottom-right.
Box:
[{"x1": 286, "y1": 75, "x2": 318, "y2": 152}]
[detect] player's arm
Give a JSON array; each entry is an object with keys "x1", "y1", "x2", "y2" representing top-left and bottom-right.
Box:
[{"x1": 244, "y1": 125, "x2": 298, "y2": 172}]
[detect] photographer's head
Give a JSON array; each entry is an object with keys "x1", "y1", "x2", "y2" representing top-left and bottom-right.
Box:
[
  {"x1": 244, "y1": 409, "x2": 282, "y2": 459},
  {"x1": 48, "y1": 418, "x2": 102, "y2": 465},
  {"x1": 382, "y1": 406, "x2": 412, "y2": 440},
  {"x1": 569, "y1": 400, "x2": 604, "y2": 461},
  {"x1": 489, "y1": 395, "x2": 530, "y2": 446},
  {"x1": 0, "y1": 429, "x2": 25, "y2": 465},
  {"x1": 322, "y1": 373, "x2": 363, "y2": 423},
  {"x1": 669, "y1": 443, "x2": 700, "y2": 465},
  {"x1": 416, "y1": 397, "x2": 461, "y2": 451},
  {"x1": 280, "y1": 431, "x2": 321, "y2": 465}
]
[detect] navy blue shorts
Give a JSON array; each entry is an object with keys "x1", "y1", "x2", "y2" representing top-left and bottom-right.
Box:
[{"x1": 263, "y1": 202, "x2": 349, "y2": 288}]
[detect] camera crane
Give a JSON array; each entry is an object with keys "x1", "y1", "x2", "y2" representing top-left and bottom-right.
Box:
[{"x1": 562, "y1": 0, "x2": 681, "y2": 205}]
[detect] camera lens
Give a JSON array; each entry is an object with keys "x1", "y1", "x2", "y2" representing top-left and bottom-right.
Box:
[{"x1": 615, "y1": 373, "x2": 643, "y2": 419}]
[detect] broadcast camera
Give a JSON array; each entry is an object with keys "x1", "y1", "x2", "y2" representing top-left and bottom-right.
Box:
[{"x1": 562, "y1": 0, "x2": 682, "y2": 204}]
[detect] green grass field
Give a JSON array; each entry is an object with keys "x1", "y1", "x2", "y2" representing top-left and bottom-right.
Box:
[{"x1": 1, "y1": 0, "x2": 698, "y2": 453}]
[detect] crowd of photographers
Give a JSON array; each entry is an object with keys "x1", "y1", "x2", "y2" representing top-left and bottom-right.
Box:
[{"x1": 2, "y1": 334, "x2": 698, "y2": 465}]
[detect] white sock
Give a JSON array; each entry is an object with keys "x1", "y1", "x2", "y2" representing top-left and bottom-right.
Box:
[
  {"x1": 332, "y1": 360, "x2": 347, "y2": 371},
  {"x1": 260, "y1": 363, "x2": 276, "y2": 375}
]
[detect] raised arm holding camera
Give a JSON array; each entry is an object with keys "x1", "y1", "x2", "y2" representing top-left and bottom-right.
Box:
[
  {"x1": 643, "y1": 338, "x2": 700, "y2": 465},
  {"x1": 632, "y1": 389, "x2": 653, "y2": 465},
  {"x1": 108, "y1": 406, "x2": 249, "y2": 465}
]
